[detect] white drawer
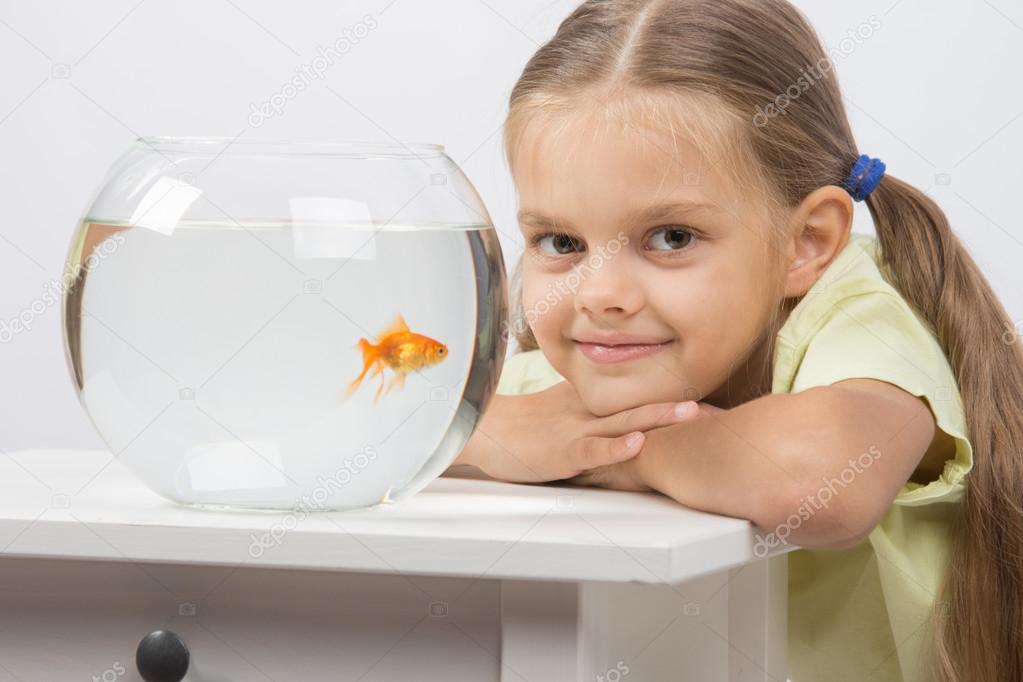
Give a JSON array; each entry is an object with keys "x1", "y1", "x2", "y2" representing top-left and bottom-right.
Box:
[{"x1": 0, "y1": 557, "x2": 501, "y2": 681}]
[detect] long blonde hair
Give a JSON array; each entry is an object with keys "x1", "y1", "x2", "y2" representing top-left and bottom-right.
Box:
[{"x1": 502, "y1": 1, "x2": 1023, "y2": 679}]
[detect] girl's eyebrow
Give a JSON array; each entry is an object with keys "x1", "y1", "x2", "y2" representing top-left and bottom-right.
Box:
[{"x1": 517, "y1": 201, "x2": 716, "y2": 230}]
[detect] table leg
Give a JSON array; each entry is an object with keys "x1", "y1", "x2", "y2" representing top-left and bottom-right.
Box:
[
  {"x1": 500, "y1": 580, "x2": 581, "y2": 681},
  {"x1": 499, "y1": 554, "x2": 788, "y2": 682},
  {"x1": 726, "y1": 553, "x2": 788, "y2": 682}
]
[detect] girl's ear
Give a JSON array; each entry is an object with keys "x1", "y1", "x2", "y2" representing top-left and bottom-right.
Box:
[{"x1": 783, "y1": 185, "x2": 854, "y2": 297}]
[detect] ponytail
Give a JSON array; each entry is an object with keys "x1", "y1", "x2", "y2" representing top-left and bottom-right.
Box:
[{"x1": 867, "y1": 174, "x2": 1023, "y2": 681}]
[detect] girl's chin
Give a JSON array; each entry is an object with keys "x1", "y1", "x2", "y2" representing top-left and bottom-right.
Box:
[{"x1": 575, "y1": 382, "x2": 671, "y2": 417}]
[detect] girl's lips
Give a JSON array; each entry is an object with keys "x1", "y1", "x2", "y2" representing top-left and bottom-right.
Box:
[{"x1": 575, "y1": 340, "x2": 673, "y2": 363}]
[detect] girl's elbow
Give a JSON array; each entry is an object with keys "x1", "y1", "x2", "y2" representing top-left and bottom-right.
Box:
[
  {"x1": 758, "y1": 424, "x2": 878, "y2": 550},
  {"x1": 756, "y1": 476, "x2": 871, "y2": 551},
  {"x1": 757, "y1": 483, "x2": 873, "y2": 550}
]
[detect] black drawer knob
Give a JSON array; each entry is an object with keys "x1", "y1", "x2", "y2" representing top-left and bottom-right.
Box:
[{"x1": 136, "y1": 629, "x2": 190, "y2": 682}]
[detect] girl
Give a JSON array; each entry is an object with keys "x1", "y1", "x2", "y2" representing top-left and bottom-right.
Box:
[{"x1": 451, "y1": 0, "x2": 1023, "y2": 680}]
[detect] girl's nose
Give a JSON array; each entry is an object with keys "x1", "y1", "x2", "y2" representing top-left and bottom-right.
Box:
[{"x1": 573, "y1": 262, "x2": 644, "y2": 317}]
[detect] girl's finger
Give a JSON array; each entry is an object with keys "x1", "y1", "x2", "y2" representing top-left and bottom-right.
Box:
[
  {"x1": 573, "y1": 431, "x2": 644, "y2": 471},
  {"x1": 594, "y1": 400, "x2": 699, "y2": 436}
]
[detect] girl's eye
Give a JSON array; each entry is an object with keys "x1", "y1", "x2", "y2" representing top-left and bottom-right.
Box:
[
  {"x1": 535, "y1": 233, "x2": 585, "y2": 256},
  {"x1": 646, "y1": 226, "x2": 697, "y2": 252}
]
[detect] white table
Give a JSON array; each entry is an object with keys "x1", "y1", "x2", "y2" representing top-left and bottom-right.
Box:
[{"x1": 0, "y1": 449, "x2": 792, "y2": 681}]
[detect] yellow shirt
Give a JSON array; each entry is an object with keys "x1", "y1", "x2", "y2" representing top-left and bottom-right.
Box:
[{"x1": 494, "y1": 233, "x2": 973, "y2": 682}]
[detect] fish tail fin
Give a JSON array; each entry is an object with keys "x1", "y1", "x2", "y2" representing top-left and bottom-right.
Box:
[{"x1": 342, "y1": 338, "x2": 376, "y2": 400}]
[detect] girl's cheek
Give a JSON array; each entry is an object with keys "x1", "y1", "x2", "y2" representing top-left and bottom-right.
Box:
[
  {"x1": 521, "y1": 273, "x2": 566, "y2": 341},
  {"x1": 519, "y1": 275, "x2": 544, "y2": 336}
]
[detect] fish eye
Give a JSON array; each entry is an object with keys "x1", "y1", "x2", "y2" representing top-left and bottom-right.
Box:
[{"x1": 438, "y1": 347, "x2": 446, "y2": 355}]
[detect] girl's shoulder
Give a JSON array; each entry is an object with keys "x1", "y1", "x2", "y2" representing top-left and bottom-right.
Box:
[
  {"x1": 774, "y1": 232, "x2": 973, "y2": 506},
  {"x1": 775, "y1": 232, "x2": 925, "y2": 366}
]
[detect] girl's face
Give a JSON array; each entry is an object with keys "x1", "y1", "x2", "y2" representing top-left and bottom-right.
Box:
[{"x1": 511, "y1": 111, "x2": 788, "y2": 416}]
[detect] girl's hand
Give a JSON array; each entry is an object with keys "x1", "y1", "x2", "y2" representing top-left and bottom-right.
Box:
[
  {"x1": 564, "y1": 401, "x2": 726, "y2": 492},
  {"x1": 455, "y1": 381, "x2": 700, "y2": 484}
]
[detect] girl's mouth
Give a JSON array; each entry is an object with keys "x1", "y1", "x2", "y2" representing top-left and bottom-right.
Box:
[{"x1": 574, "y1": 340, "x2": 674, "y2": 364}]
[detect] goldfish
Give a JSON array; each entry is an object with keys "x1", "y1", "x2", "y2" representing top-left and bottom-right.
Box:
[{"x1": 343, "y1": 313, "x2": 449, "y2": 403}]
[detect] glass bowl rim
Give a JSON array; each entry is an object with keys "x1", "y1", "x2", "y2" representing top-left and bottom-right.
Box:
[{"x1": 136, "y1": 136, "x2": 446, "y2": 157}]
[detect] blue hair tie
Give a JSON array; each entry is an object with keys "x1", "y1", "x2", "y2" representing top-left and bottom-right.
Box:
[{"x1": 843, "y1": 154, "x2": 885, "y2": 201}]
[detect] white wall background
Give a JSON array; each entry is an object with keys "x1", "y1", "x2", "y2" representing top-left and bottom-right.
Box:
[{"x1": 1, "y1": 0, "x2": 1021, "y2": 452}]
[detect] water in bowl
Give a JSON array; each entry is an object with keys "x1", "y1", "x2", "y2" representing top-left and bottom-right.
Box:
[{"x1": 63, "y1": 218, "x2": 499, "y2": 511}]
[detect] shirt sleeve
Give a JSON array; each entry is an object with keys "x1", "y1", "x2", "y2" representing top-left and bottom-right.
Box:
[
  {"x1": 496, "y1": 349, "x2": 566, "y2": 396},
  {"x1": 789, "y1": 290, "x2": 974, "y2": 506}
]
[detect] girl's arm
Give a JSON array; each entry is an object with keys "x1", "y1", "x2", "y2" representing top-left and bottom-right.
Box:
[{"x1": 631, "y1": 378, "x2": 940, "y2": 550}]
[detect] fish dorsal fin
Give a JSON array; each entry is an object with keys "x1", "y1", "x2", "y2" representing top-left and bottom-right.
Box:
[{"x1": 380, "y1": 313, "x2": 410, "y2": 338}]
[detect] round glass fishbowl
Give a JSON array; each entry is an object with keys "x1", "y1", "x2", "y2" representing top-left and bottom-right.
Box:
[{"x1": 62, "y1": 137, "x2": 507, "y2": 511}]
